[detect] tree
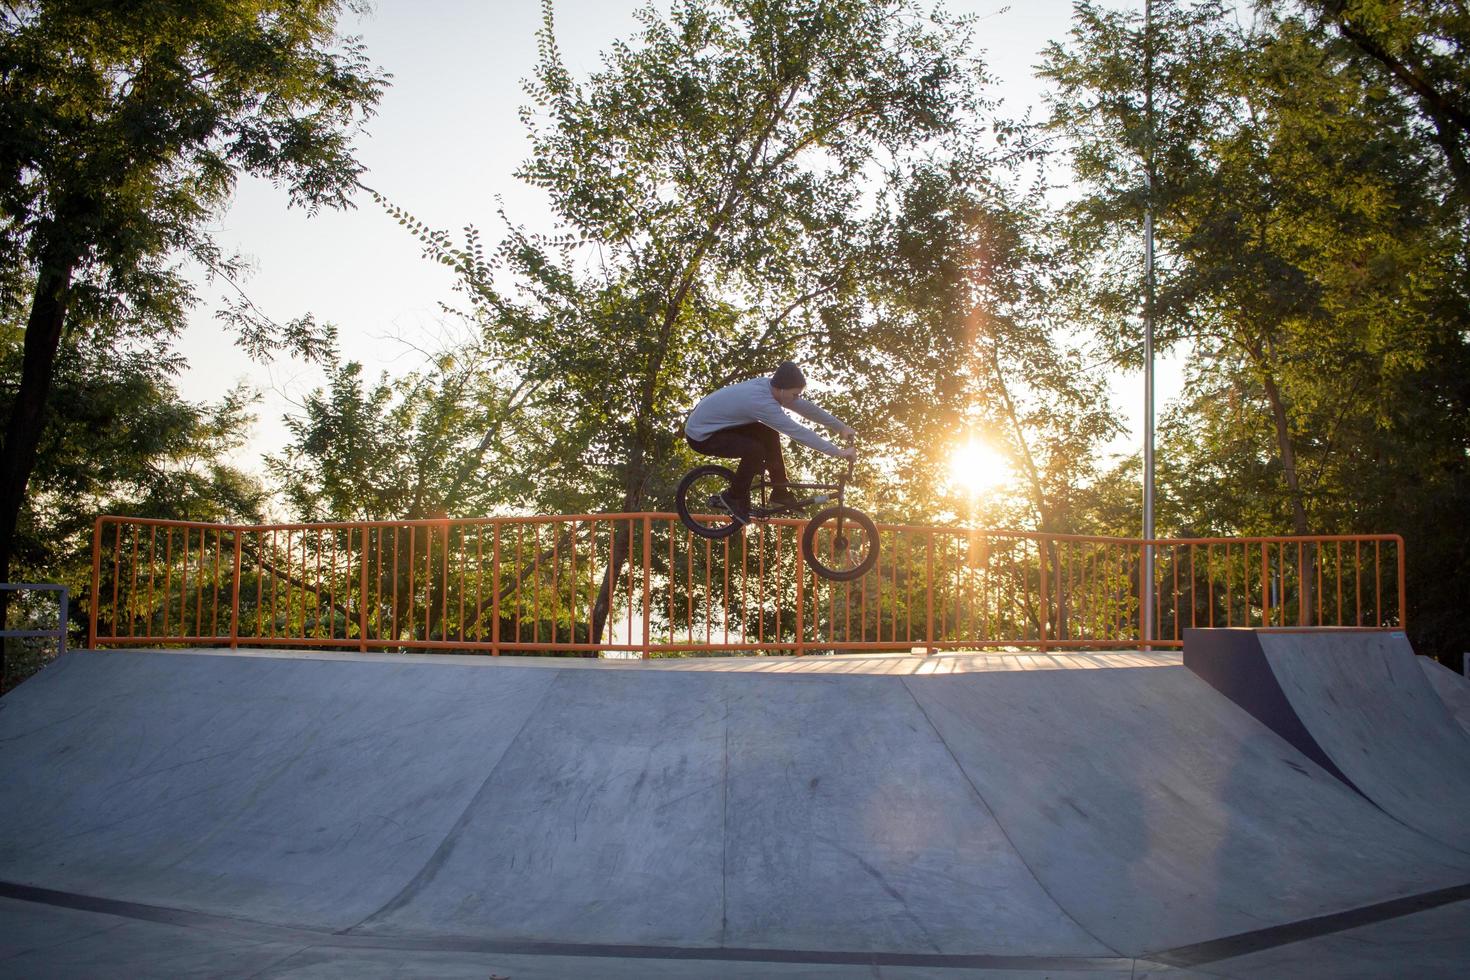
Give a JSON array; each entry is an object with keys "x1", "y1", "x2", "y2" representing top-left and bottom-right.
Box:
[
  {"x1": 862, "y1": 155, "x2": 1123, "y2": 534},
  {"x1": 1297, "y1": 0, "x2": 1470, "y2": 204},
  {"x1": 0, "y1": 1, "x2": 387, "y2": 675},
  {"x1": 1, "y1": 312, "x2": 265, "y2": 689},
  {"x1": 396, "y1": 0, "x2": 998, "y2": 643},
  {"x1": 268, "y1": 341, "x2": 542, "y2": 522},
  {"x1": 1044, "y1": 1, "x2": 1470, "y2": 656}
]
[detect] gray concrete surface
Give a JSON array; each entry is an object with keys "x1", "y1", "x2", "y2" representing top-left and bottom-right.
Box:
[
  {"x1": 1419, "y1": 654, "x2": 1470, "y2": 737},
  {"x1": 1254, "y1": 631, "x2": 1470, "y2": 852},
  {"x1": 0, "y1": 899, "x2": 1205, "y2": 980},
  {"x1": 1192, "y1": 898, "x2": 1470, "y2": 980},
  {"x1": 0, "y1": 650, "x2": 561, "y2": 929},
  {"x1": 907, "y1": 666, "x2": 1470, "y2": 955},
  {"x1": 2, "y1": 643, "x2": 1469, "y2": 977},
  {"x1": 354, "y1": 668, "x2": 1111, "y2": 953}
]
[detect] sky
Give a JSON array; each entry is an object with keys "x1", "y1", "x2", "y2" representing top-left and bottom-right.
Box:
[{"x1": 175, "y1": 0, "x2": 1178, "y2": 477}]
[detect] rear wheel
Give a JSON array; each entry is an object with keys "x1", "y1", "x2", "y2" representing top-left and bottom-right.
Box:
[
  {"x1": 675, "y1": 465, "x2": 745, "y2": 540},
  {"x1": 800, "y1": 506, "x2": 879, "y2": 581}
]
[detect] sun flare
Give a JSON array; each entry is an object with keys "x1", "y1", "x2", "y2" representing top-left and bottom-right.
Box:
[{"x1": 948, "y1": 439, "x2": 1011, "y2": 498}]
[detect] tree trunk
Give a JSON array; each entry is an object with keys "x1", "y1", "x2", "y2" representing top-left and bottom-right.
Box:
[
  {"x1": 590, "y1": 522, "x2": 633, "y2": 651},
  {"x1": 978, "y1": 312, "x2": 1063, "y2": 637},
  {"x1": 0, "y1": 252, "x2": 76, "y2": 687},
  {"x1": 590, "y1": 450, "x2": 647, "y2": 649},
  {"x1": 1260, "y1": 369, "x2": 1316, "y2": 624},
  {"x1": 1327, "y1": 8, "x2": 1470, "y2": 205}
]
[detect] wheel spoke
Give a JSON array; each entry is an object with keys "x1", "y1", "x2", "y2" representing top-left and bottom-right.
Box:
[
  {"x1": 677, "y1": 465, "x2": 744, "y2": 540},
  {"x1": 801, "y1": 506, "x2": 878, "y2": 581}
]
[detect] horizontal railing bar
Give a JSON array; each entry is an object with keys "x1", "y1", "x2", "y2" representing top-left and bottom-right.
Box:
[
  {"x1": 92, "y1": 513, "x2": 1404, "y2": 548},
  {"x1": 90, "y1": 636, "x2": 1197, "y2": 652}
]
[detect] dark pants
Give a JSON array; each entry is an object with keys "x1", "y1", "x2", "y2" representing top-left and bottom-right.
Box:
[{"x1": 687, "y1": 423, "x2": 788, "y2": 499}]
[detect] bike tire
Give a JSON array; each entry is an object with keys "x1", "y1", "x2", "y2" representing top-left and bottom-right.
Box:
[
  {"x1": 675, "y1": 465, "x2": 745, "y2": 540},
  {"x1": 800, "y1": 505, "x2": 879, "y2": 581}
]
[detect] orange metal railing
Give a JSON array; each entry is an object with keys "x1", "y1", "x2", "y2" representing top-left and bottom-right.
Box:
[{"x1": 88, "y1": 514, "x2": 1405, "y2": 655}]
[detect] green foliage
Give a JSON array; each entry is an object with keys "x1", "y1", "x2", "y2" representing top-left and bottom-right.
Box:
[
  {"x1": 0, "y1": 0, "x2": 386, "y2": 683},
  {"x1": 1, "y1": 310, "x2": 265, "y2": 687},
  {"x1": 1295, "y1": 0, "x2": 1470, "y2": 202},
  {"x1": 0, "y1": 0, "x2": 386, "y2": 336},
  {"x1": 861, "y1": 154, "x2": 1124, "y2": 532},
  {"x1": 269, "y1": 343, "x2": 538, "y2": 521},
  {"x1": 391, "y1": 0, "x2": 997, "y2": 520},
  {"x1": 1044, "y1": 0, "x2": 1470, "y2": 659}
]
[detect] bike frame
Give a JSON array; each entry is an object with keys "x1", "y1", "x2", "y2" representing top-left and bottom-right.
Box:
[{"x1": 750, "y1": 452, "x2": 856, "y2": 523}]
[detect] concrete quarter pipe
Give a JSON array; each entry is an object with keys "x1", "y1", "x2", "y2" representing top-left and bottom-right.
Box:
[{"x1": 0, "y1": 635, "x2": 1467, "y2": 978}]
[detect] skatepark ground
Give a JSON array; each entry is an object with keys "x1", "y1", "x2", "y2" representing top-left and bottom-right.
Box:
[{"x1": 0, "y1": 632, "x2": 1467, "y2": 978}]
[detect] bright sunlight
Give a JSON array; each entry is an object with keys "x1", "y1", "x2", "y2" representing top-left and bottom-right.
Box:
[{"x1": 948, "y1": 439, "x2": 1012, "y2": 498}]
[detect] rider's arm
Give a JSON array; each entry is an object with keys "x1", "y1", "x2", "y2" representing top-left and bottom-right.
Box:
[
  {"x1": 754, "y1": 401, "x2": 844, "y2": 456},
  {"x1": 789, "y1": 397, "x2": 847, "y2": 432}
]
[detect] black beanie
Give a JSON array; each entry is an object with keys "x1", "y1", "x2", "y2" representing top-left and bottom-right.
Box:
[{"x1": 771, "y1": 361, "x2": 805, "y2": 389}]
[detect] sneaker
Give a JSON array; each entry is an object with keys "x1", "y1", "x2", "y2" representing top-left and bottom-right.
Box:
[
  {"x1": 715, "y1": 490, "x2": 751, "y2": 524},
  {"x1": 768, "y1": 488, "x2": 802, "y2": 509}
]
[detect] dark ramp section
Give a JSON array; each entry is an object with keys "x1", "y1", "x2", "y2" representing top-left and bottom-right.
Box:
[
  {"x1": 359, "y1": 669, "x2": 1112, "y2": 955},
  {"x1": 905, "y1": 665, "x2": 1470, "y2": 957},
  {"x1": 0, "y1": 650, "x2": 559, "y2": 929},
  {"x1": 1185, "y1": 629, "x2": 1470, "y2": 852},
  {"x1": 1180, "y1": 629, "x2": 1358, "y2": 791}
]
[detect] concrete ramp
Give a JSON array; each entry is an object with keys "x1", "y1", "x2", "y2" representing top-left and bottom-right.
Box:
[
  {"x1": 0, "y1": 650, "x2": 561, "y2": 929},
  {"x1": 3, "y1": 646, "x2": 1470, "y2": 976},
  {"x1": 906, "y1": 666, "x2": 1470, "y2": 954},
  {"x1": 1185, "y1": 629, "x2": 1470, "y2": 853},
  {"x1": 0, "y1": 651, "x2": 1107, "y2": 957},
  {"x1": 1419, "y1": 655, "x2": 1470, "y2": 737},
  {"x1": 352, "y1": 667, "x2": 1110, "y2": 954}
]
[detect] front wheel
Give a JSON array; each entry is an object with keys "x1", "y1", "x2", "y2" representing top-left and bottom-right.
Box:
[
  {"x1": 801, "y1": 506, "x2": 879, "y2": 581},
  {"x1": 675, "y1": 465, "x2": 745, "y2": 540}
]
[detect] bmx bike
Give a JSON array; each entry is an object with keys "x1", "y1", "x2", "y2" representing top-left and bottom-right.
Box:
[{"x1": 674, "y1": 447, "x2": 879, "y2": 582}]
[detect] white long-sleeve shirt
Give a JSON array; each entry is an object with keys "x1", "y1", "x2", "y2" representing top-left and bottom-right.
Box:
[{"x1": 685, "y1": 378, "x2": 848, "y2": 456}]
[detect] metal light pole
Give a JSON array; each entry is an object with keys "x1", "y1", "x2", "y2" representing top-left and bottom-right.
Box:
[{"x1": 1142, "y1": 0, "x2": 1157, "y2": 648}]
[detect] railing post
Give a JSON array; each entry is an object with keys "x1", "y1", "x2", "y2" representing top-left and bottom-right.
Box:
[
  {"x1": 59, "y1": 586, "x2": 69, "y2": 658},
  {"x1": 794, "y1": 529, "x2": 805, "y2": 656},
  {"x1": 925, "y1": 531, "x2": 935, "y2": 656},
  {"x1": 1298, "y1": 541, "x2": 1307, "y2": 627},
  {"x1": 1039, "y1": 535, "x2": 1049, "y2": 652},
  {"x1": 1260, "y1": 545, "x2": 1270, "y2": 628},
  {"x1": 229, "y1": 528, "x2": 243, "y2": 650},
  {"x1": 642, "y1": 516, "x2": 652, "y2": 659},
  {"x1": 491, "y1": 523, "x2": 501, "y2": 656},
  {"x1": 358, "y1": 525, "x2": 369, "y2": 652},
  {"x1": 1140, "y1": 540, "x2": 1151, "y2": 650},
  {"x1": 89, "y1": 518, "x2": 102, "y2": 649},
  {"x1": 1395, "y1": 534, "x2": 1407, "y2": 630}
]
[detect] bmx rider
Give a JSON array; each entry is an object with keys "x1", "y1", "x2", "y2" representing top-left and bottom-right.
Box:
[{"x1": 684, "y1": 361, "x2": 856, "y2": 523}]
